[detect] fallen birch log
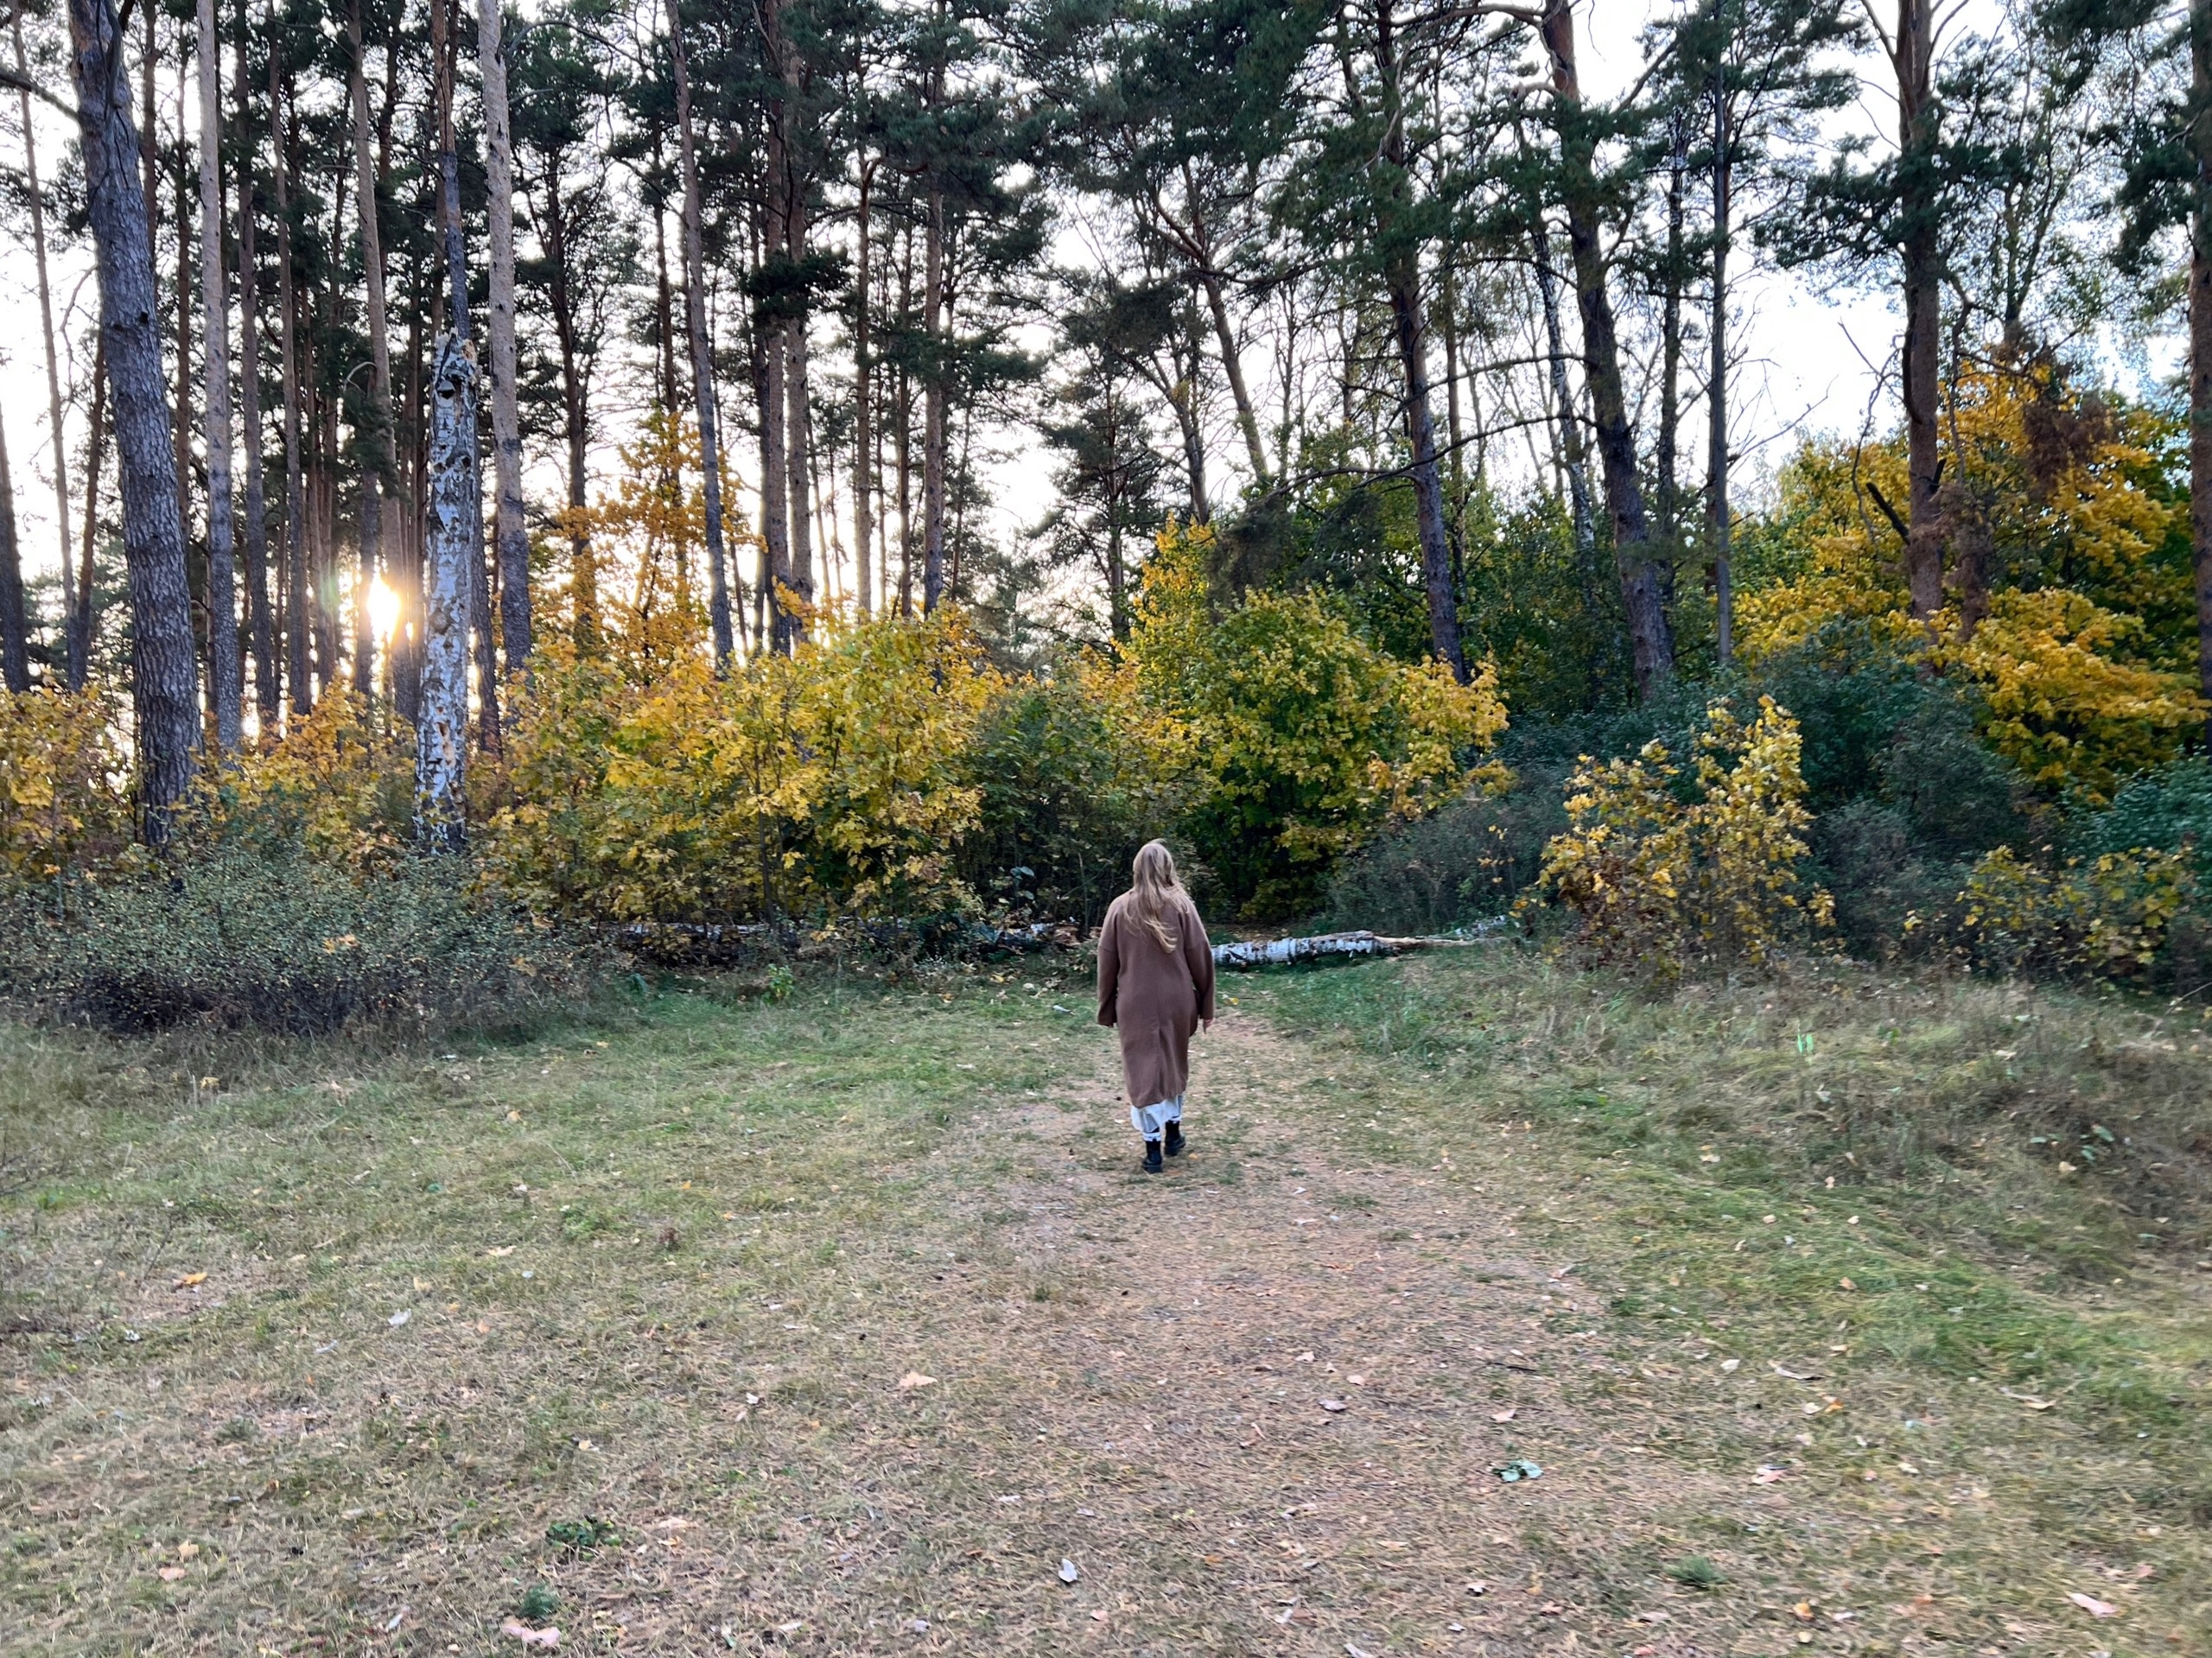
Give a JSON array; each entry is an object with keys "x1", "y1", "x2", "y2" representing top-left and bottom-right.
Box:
[{"x1": 1211, "y1": 923, "x2": 1505, "y2": 969}]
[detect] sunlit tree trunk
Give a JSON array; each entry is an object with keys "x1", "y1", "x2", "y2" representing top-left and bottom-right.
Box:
[
  {"x1": 70, "y1": 0, "x2": 200, "y2": 835},
  {"x1": 198, "y1": 0, "x2": 240, "y2": 750}
]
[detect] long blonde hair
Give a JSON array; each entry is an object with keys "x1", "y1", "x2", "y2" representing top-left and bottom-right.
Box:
[{"x1": 1128, "y1": 840, "x2": 1183, "y2": 952}]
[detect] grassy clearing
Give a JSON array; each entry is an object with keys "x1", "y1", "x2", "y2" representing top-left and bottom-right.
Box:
[
  {"x1": 1254, "y1": 947, "x2": 2212, "y2": 1642},
  {"x1": 3, "y1": 948, "x2": 2210, "y2": 1655}
]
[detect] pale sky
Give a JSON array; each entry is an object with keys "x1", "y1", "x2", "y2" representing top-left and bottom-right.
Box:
[{"x1": 0, "y1": 0, "x2": 2115, "y2": 601}]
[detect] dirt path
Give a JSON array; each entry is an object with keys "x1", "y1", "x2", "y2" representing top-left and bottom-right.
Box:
[{"x1": 906, "y1": 1009, "x2": 1770, "y2": 1656}]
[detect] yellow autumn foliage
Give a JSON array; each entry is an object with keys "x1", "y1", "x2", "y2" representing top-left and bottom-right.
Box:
[
  {"x1": 1536, "y1": 696, "x2": 1832, "y2": 981},
  {"x1": 485, "y1": 610, "x2": 1001, "y2": 923},
  {"x1": 0, "y1": 686, "x2": 136, "y2": 890},
  {"x1": 1936, "y1": 843, "x2": 2195, "y2": 981},
  {"x1": 1122, "y1": 521, "x2": 1509, "y2": 916},
  {"x1": 1738, "y1": 361, "x2": 2202, "y2": 799}
]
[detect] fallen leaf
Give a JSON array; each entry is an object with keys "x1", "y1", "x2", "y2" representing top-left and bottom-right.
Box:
[
  {"x1": 2001, "y1": 1388, "x2": 2056, "y2": 1411},
  {"x1": 488, "y1": 1246, "x2": 515, "y2": 1258},
  {"x1": 1058, "y1": 1558, "x2": 1080, "y2": 1584},
  {"x1": 158, "y1": 1566, "x2": 187, "y2": 1582},
  {"x1": 500, "y1": 1619, "x2": 560, "y2": 1648},
  {"x1": 1752, "y1": 1465, "x2": 1788, "y2": 1484},
  {"x1": 1491, "y1": 1407, "x2": 1517, "y2": 1423},
  {"x1": 1719, "y1": 1357, "x2": 1740, "y2": 1373},
  {"x1": 173, "y1": 1273, "x2": 207, "y2": 1289},
  {"x1": 1346, "y1": 1373, "x2": 1366, "y2": 1385},
  {"x1": 2067, "y1": 1592, "x2": 2118, "y2": 1618},
  {"x1": 1319, "y1": 1398, "x2": 1347, "y2": 1413},
  {"x1": 897, "y1": 1372, "x2": 936, "y2": 1392},
  {"x1": 1792, "y1": 1602, "x2": 1815, "y2": 1621},
  {"x1": 1838, "y1": 1277, "x2": 1856, "y2": 1291}
]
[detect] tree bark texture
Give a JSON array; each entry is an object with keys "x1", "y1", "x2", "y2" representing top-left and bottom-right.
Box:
[
  {"x1": 852, "y1": 157, "x2": 874, "y2": 619},
  {"x1": 1542, "y1": 0, "x2": 1673, "y2": 699},
  {"x1": 1709, "y1": 70, "x2": 1733, "y2": 664},
  {"x1": 477, "y1": 0, "x2": 532, "y2": 677},
  {"x1": 273, "y1": 47, "x2": 308, "y2": 715},
  {"x1": 2192, "y1": 0, "x2": 2212, "y2": 735},
  {"x1": 70, "y1": 341, "x2": 106, "y2": 689},
  {"x1": 346, "y1": 0, "x2": 395, "y2": 701},
  {"x1": 70, "y1": 0, "x2": 200, "y2": 834},
  {"x1": 233, "y1": 0, "x2": 274, "y2": 725},
  {"x1": 0, "y1": 413, "x2": 26, "y2": 691},
  {"x1": 416, "y1": 333, "x2": 474, "y2": 851},
  {"x1": 1897, "y1": 0, "x2": 1942, "y2": 621},
  {"x1": 921, "y1": 175, "x2": 946, "y2": 612},
  {"x1": 667, "y1": 0, "x2": 734, "y2": 666},
  {"x1": 198, "y1": 0, "x2": 240, "y2": 750}
]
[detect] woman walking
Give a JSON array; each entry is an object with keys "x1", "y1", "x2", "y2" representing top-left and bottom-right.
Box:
[{"x1": 1096, "y1": 841, "x2": 1216, "y2": 1173}]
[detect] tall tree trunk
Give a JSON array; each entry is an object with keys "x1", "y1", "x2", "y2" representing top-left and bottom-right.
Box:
[
  {"x1": 653, "y1": 127, "x2": 678, "y2": 410},
  {"x1": 346, "y1": 0, "x2": 394, "y2": 701},
  {"x1": 786, "y1": 207, "x2": 816, "y2": 635},
  {"x1": 1374, "y1": 0, "x2": 1465, "y2": 680},
  {"x1": 1898, "y1": 0, "x2": 1942, "y2": 622},
  {"x1": 477, "y1": 0, "x2": 531, "y2": 679},
  {"x1": 69, "y1": 0, "x2": 200, "y2": 836},
  {"x1": 396, "y1": 244, "x2": 423, "y2": 721},
  {"x1": 233, "y1": 0, "x2": 273, "y2": 727},
  {"x1": 416, "y1": 333, "x2": 473, "y2": 849},
  {"x1": 2192, "y1": 0, "x2": 2212, "y2": 739},
  {"x1": 70, "y1": 342, "x2": 106, "y2": 689},
  {"x1": 666, "y1": 0, "x2": 734, "y2": 667},
  {"x1": 543, "y1": 187, "x2": 594, "y2": 646},
  {"x1": 1657, "y1": 120, "x2": 1684, "y2": 546},
  {"x1": 273, "y1": 52, "x2": 308, "y2": 715},
  {"x1": 1541, "y1": 0, "x2": 1673, "y2": 699},
  {"x1": 852, "y1": 156, "x2": 874, "y2": 619},
  {"x1": 0, "y1": 414, "x2": 25, "y2": 691},
  {"x1": 921, "y1": 171, "x2": 946, "y2": 612},
  {"x1": 1530, "y1": 213, "x2": 1595, "y2": 600},
  {"x1": 1709, "y1": 70, "x2": 1734, "y2": 665},
  {"x1": 197, "y1": 0, "x2": 240, "y2": 750},
  {"x1": 173, "y1": 63, "x2": 195, "y2": 637},
  {"x1": 14, "y1": 11, "x2": 74, "y2": 666}
]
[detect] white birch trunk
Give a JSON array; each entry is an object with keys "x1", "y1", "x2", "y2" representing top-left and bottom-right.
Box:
[{"x1": 416, "y1": 333, "x2": 474, "y2": 852}]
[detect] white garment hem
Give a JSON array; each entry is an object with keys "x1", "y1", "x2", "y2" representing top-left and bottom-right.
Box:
[{"x1": 1130, "y1": 1096, "x2": 1183, "y2": 1141}]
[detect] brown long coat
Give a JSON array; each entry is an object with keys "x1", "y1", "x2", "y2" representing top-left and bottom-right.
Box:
[{"x1": 1096, "y1": 888, "x2": 1216, "y2": 1109}]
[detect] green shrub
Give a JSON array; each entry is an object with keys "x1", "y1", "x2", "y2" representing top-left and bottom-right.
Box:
[
  {"x1": 1809, "y1": 801, "x2": 1963, "y2": 962},
  {"x1": 2078, "y1": 756, "x2": 2212, "y2": 877},
  {"x1": 1321, "y1": 767, "x2": 1566, "y2": 934},
  {"x1": 0, "y1": 840, "x2": 589, "y2": 1035},
  {"x1": 957, "y1": 674, "x2": 1160, "y2": 927}
]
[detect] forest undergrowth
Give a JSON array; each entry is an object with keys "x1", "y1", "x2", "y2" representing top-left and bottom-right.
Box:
[{"x1": 2, "y1": 951, "x2": 2208, "y2": 1655}]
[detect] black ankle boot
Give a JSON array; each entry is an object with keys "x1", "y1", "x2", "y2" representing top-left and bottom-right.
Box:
[
  {"x1": 1164, "y1": 1121, "x2": 1185, "y2": 1158},
  {"x1": 1143, "y1": 1140, "x2": 1164, "y2": 1174}
]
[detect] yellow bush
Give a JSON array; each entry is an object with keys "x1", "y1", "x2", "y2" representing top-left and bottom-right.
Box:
[
  {"x1": 1535, "y1": 696, "x2": 1831, "y2": 980},
  {"x1": 1123, "y1": 521, "x2": 1508, "y2": 916},
  {"x1": 199, "y1": 693, "x2": 416, "y2": 873},
  {"x1": 1940, "y1": 843, "x2": 2193, "y2": 981},
  {"x1": 0, "y1": 686, "x2": 135, "y2": 889},
  {"x1": 485, "y1": 612, "x2": 1000, "y2": 924}
]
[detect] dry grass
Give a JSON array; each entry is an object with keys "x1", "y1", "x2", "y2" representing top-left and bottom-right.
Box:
[{"x1": 3, "y1": 951, "x2": 2209, "y2": 1655}]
